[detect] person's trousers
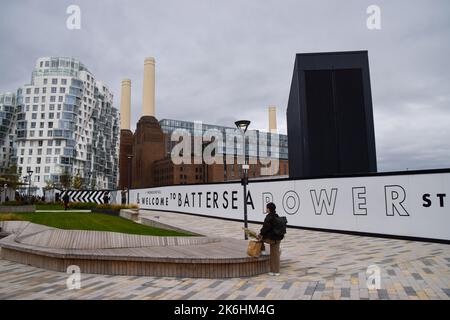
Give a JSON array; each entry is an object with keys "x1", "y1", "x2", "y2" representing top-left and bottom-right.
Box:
[{"x1": 263, "y1": 239, "x2": 281, "y2": 273}]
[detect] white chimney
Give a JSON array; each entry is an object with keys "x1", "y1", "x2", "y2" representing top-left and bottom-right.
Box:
[
  {"x1": 268, "y1": 105, "x2": 277, "y2": 133},
  {"x1": 120, "y1": 79, "x2": 131, "y2": 130},
  {"x1": 142, "y1": 57, "x2": 155, "y2": 117}
]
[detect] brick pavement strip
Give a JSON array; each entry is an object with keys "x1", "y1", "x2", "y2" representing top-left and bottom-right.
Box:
[{"x1": 0, "y1": 210, "x2": 449, "y2": 300}]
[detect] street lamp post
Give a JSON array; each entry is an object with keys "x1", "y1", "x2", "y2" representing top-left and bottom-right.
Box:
[
  {"x1": 127, "y1": 154, "x2": 134, "y2": 205},
  {"x1": 27, "y1": 170, "x2": 33, "y2": 200},
  {"x1": 88, "y1": 171, "x2": 92, "y2": 190},
  {"x1": 22, "y1": 176, "x2": 27, "y2": 198},
  {"x1": 3, "y1": 184, "x2": 7, "y2": 203},
  {"x1": 235, "y1": 120, "x2": 251, "y2": 240}
]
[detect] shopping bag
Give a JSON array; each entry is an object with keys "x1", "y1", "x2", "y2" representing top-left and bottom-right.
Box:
[{"x1": 247, "y1": 240, "x2": 263, "y2": 257}]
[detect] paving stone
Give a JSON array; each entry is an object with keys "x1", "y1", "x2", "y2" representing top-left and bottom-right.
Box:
[
  {"x1": 442, "y1": 288, "x2": 450, "y2": 298},
  {"x1": 316, "y1": 283, "x2": 325, "y2": 291},
  {"x1": 341, "y1": 288, "x2": 350, "y2": 298},
  {"x1": 412, "y1": 273, "x2": 423, "y2": 280},
  {"x1": 281, "y1": 281, "x2": 293, "y2": 290},
  {"x1": 403, "y1": 286, "x2": 417, "y2": 296},
  {"x1": 257, "y1": 288, "x2": 271, "y2": 298},
  {"x1": 304, "y1": 285, "x2": 316, "y2": 296},
  {"x1": 0, "y1": 211, "x2": 449, "y2": 300}
]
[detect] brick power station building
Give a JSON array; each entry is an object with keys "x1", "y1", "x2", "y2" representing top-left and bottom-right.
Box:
[{"x1": 118, "y1": 58, "x2": 288, "y2": 190}]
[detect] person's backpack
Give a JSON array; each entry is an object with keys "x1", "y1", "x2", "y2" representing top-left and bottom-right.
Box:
[{"x1": 272, "y1": 215, "x2": 288, "y2": 238}]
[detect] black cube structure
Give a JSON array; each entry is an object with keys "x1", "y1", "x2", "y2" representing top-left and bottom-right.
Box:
[{"x1": 287, "y1": 51, "x2": 377, "y2": 178}]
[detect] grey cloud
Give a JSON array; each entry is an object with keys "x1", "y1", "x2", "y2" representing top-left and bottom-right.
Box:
[{"x1": 0, "y1": 0, "x2": 449, "y2": 171}]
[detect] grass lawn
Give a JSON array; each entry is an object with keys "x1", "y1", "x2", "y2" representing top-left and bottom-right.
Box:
[{"x1": 0, "y1": 212, "x2": 193, "y2": 237}]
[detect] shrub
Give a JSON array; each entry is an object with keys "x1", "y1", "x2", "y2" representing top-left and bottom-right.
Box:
[
  {"x1": 1, "y1": 201, "x2": 29, "y2": 206},
  {"x1": 0, "y1": 213, "x2": 25, "y2": 221},
  {"x1": 50, "y1": 202, "x2": 139, "y2": 211},
  {"x1": 35, "y1": 201, "x2": 61, "y2": 205},
  {"x1": 67, "y1": 202, "x2": 98, "y2": 210},
  {"x1": 35, "y1": 202, "x2": 65, "y2": 210},
  {"x1": 96, "y1": 203, "x2": 138, "y2": 211}
]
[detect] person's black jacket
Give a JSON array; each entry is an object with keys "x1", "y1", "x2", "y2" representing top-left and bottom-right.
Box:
[
  {"x1": 63, "y1": 194, "x2": 70, "y2": 203},
  {"x1": 260, "y1": 212, "x2": 284, "y2": 241}
]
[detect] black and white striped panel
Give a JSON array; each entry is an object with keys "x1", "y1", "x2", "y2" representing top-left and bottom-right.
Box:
[{"x1": 58, "y1": 190, "x2": 111, "y2": 204}]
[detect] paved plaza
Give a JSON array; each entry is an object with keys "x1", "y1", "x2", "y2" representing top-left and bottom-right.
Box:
[{"x1": 0, "y1": 210, "x2": 449, "y2": 300}]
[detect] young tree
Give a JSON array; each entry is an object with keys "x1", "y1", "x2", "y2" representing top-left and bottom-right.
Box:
[
  {"x1": 8, "y1": 165, "x2": 19, "y2": 186},
  {"x1": 72, "y1": 174, "x2": 83, "y2": 190},
  {"x1": 0, "y1": 165, "x2": 20, "y2": 189},
  {"x1": 90, "y1": 178, "x2": 97, "y2": 190},
  {"x1": 59, "y1": 170, "x2": 72, "y2": 190},
  {"x1": 44, "y1": 179, "x2": 55, "y2": 190}
]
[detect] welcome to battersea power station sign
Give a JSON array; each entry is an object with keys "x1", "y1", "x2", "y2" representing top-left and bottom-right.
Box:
[{"x1": 130, "y1": 171, "x2": 450, "y2": 241}]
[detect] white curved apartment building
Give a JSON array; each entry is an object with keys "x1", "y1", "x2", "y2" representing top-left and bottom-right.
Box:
[
  {"x1": 13, "y1": 57, "x2": 119, "y2": 195},
  {"x1": 0, "y1": 92, "x2": 17, "y2": 174}
]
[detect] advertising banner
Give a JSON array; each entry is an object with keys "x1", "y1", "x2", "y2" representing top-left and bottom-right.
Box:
[{"x1": 130, "y1": 172, "x2": 450, "y2": 241}]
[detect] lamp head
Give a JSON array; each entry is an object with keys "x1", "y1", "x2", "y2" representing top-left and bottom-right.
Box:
[{"x1": 234, "y1": 120, "x2": 251, "y2": 133}]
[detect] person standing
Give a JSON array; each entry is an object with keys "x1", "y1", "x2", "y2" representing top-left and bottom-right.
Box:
[
  {"x1": 258, "y1": 202, "x2": 285, "y2": 276},
  {"x1": 121, "y1": 190, "x2": 126, "y2": 205},
  {"x1": 62, "y1": 193, "x2": 70, "y2": 211},
  {"x1": 103, "y1": 193, "x2": 109, "y2": 205}
]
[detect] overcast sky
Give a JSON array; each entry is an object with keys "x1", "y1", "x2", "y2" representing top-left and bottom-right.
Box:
[{"x1": 1, "y1": 0, "x2": 449, "y2": 172}]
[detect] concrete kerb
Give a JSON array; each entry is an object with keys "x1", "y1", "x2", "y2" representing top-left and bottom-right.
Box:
[{"x1": 0, "y1": 221, "x2": 270, "y2": 278}]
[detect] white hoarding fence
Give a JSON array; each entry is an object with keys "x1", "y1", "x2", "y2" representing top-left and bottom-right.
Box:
[{"x1": 130, "y1": 172, "x2": 450, "y2": 241}]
